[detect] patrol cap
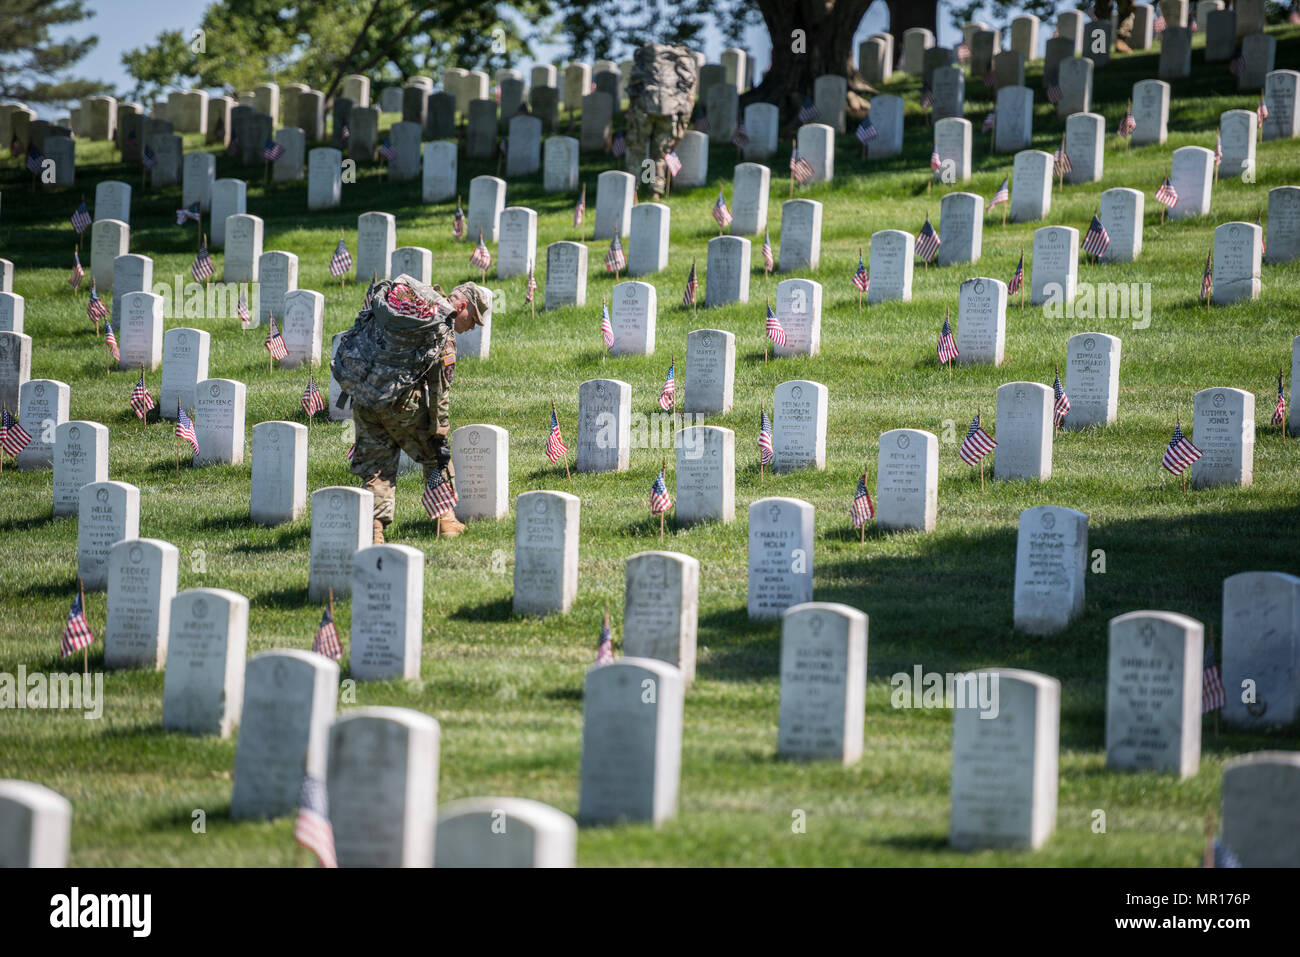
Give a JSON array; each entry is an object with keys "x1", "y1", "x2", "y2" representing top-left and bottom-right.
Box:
[{"x1": 451, "y1": 282, "x2": 493, "y2": 326}]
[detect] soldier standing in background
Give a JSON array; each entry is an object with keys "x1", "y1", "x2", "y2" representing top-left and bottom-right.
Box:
[
  {"x1": 332, "y1": 275, "x2": 492, "y2": 542},
  {"x1": 624, "y1": 42, "x2": 698, "y2": 199},
  {"x1": 1093, "y1": 0, "x2": 1137, "y2": 52}
]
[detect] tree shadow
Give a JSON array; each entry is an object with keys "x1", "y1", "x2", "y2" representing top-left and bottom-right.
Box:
[{"x1": 448, "y1": 595, "x2": 514, "y2": 623}]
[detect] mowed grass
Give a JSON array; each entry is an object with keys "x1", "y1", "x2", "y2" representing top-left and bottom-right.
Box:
[{"x1": 2, "y1": 32, "x2": 1300, "y2": 867}]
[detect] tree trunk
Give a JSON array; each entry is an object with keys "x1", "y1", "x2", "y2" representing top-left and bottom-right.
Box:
[
  {"x1": 884, "y1": 0, "x2": 939, "y2": 52},
  {"x1": 747, "y1": 0, "x2": 937, "y2": 132}
]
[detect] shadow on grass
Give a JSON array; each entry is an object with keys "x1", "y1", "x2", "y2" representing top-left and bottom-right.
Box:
[
  {"x1": 877, "y1": 832, "x2": 952, "y2": 853},
  {"x1": 226, "y1": 525, "x2": 311, "y2": 548},
  {"x1": 545, "y1": 686, "x2": 584, "y2": 702},
  {"x1": 448, "y1": 596, "x2": 514, "y2": 622},
  {"x1": 0, "y1": 512, "x2": 62, "y2": 534},
  {"x1": 701, "y1": 506, "x2": 1300, "y2": 753}
]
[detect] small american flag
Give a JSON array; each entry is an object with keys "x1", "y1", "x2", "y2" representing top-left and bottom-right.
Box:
[
  {"x1": 176, "y1": 201, "x2": 200, "y2": 226},
  {"x1": 856, "y1": 116, "x2": 878, "y2": 144},
  {"x1": 105, "y1": 320, "x2": 120, "y2": 362},
  {"x1": 959, "y1": 412, "x2": 997, "y2": 466},
  {"x1": 176, "y1": 403, "x2": 199, "y2": 455},
  {"x1": 1118, "y1": 108, "x2": 1136, "y2": 139},
  {"x1": 236, "y1": 291, "x2": 252, "y2": 328},
  {"x1": 610, "y1": 129, "x2": 626, "y2": 157},
  {"x1": 762, "y1": 231, "x2": 774, "y2": 272},
  {"x1": 453, "y1": 201, "x2": 466, "y2": 240},
  {"x1": 1153, "y1": 11, "x2": 1166, "y2": 32},
  {"x1": 302, "y1": 374, "x2": 325, "y2": 418},
  {"x1": 600, "y1": 300, "x2": 614, "y2": 349},
  {"x1": 293, "y1": 774, "x2": 337, "y2": 868},
  {"x1": 330, "y1": 237, "x2": 353, "y2": 277},
  {"x1": 1272, "y1": 371, "x2": 1287, "y2": 426},
  {"x1": 731, "y1": 123, "x2": 749, "y2": 148},
  {"x1": 682, "y1": 261, "x2": 698, "y2": 307},
  {"x1": 469, "y1": 231, "x2": 491, "y2": 271},
  {"x1": 60, "y1": 590, "x2": 94, "y2": 657},
  {"x1": 797, "y1": 97, "x2": 820, "y2": 123},
  {"x1": 546, "y1": 408, "x2": 568, "y2": 462},
  {"x1": 69, "y1": 250, "x2": 85, "y2": 291},
  {"x1": 982, "y1": 111, "x2": 996, "y2": 134},
  {"x1": 765, "y1": 302, "x2": 787, "y2": 347},
  {"x1": 1214, "y1": 133, "x2": 1223, "y2": 168},
  {"x1": 1257, "y1": 99, "x2": 1269, "y2": 125},
  {"x1": 604, "y1": 234, "x2": 626, "y2": 273},
  {"x1": 87, "y1": 282, "x2": 108, "y2": 323},
  {"x1": 1082, "y1": 214, "x2": 1110, "y2": 258},
  {"x1": 130, "y1": 370, "x2": 155, "y2": 418},
  {"x1": 1054, "y1": 144, "x2": 1072, "y2": 176},
  {"x1": 1045, "y1": 82, "x2": 1062, "y2": 105},
  {"x1": 1202, "y1": 642, "x2": 1226, "y2": 713},
  {"x1": 987, "y1": 177, "x2": 1010, "y2": 212},
  {"x1": 649, "y1": 467, "x2": 672, "y2": 515},
  {"x1": 345, "y1": 443, "x2": 355, "y2": 461},
  {"x1": 658, "y1": 362, "x2": 675, "y2": 410},
  {"x1": 26, "y1": 144, "x2": 45, "y2": 176},
  {"x1": 853, "y1": 255, "x2": 869, "y2": 291},
  {"x1": 265, "y1": 315, "x2": 289, "y2": 360},
  {"x1": 526, "y1": 262, "x2": 537, "y2": 303},
  {"x1": 313, "y1": 605, "x2": 342, "y2": 660},
  {"x1": 1200, "y1": 249, "x2": 1213, "y2": 300},
  {"x1": 1, "y1": 407, "x2": 32, "y2": 457},
  {"x1": 377, "y1": 138, "x2": 394, "y2": 162},
  {"x1": 1228, "y1": 52, "x2": 1245, "y2": 78},
  {"x1": 1052, "y1": 371, "x2": 1070, "y2": 427},
  {"x1": 1009, "y1": 252, "x2": 1024, "y2": 295},
  {"x1": 664, "y1": 150, "x2": 682, "y2": 177},
  {"x1": 421, "y1": 469, "x2": 458, "y2": 520},
  {"x1": 573, "y1": 185, "x2": 585, "y2": 227},
  {"x1": 850, "y1": 474, "x2": 875, "y2": 528},
  {"x1": 70, "y1": 201, "x2": 92, "y2": 235},
  {"x1": 192, "y1": 242, "x2": 215, "y2": 282},
  {"x1": 758, "y1": 409, "x2": 774, "y2": 465},
  {"x1": 919, "y1": 84, "x2": 933, "y2": 110},
  {"x1": 595, "y1": 613, "x2": 615, "y2": 665},
  {"x1": 790, "y1": 148, "x2": 814, "y2": 185},
  {"x1": 712, "y1": 190, "x2": 732, "y2": 230},
  {"x1": 262, "y1": 138, "x2": 285, "y2": 162},
  {"x1": 915, "y1": 218, "x2": 941, "y2": 263},
  {"x1": 1155, "y1": 176, "x2": 1179, "y2": 209},
  {"x1": 1162, "y1": 421, "x2": 1202, "y2": 475},
  {"x1": 930, "y1": 149, "x2": 941, "y2": 172},
  {"x1": 937, "y1": 314, "x2": 959, "y2": 365},
  {"x1": 1212, "y1": 839, "x2": 1242, "y2": 868}
]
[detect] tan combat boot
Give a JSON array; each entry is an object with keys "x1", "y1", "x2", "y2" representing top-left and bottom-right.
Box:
[
  {"x1": 437, "y1": 515, "x2": 466, "y2": 538},
  {"x1": 373, "y1": 519, "x2": 385, "y2": 544}
]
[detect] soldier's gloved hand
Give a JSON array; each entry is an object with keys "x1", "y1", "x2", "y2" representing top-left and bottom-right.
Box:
[{"x1": 434, "y1": 440, "x2": 452, "y2": 469}]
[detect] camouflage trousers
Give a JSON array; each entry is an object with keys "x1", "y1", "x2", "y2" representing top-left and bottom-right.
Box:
[
  {"x1": 350, "y1": 373, "x2": 453, "y2": 526},
  {"x1": 625, "y1": 111, "x2": 680, "y2": 196}
]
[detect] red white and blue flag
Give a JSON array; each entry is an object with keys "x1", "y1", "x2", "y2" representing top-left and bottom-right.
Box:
[
  {"x1": 526, "y1": 261, "x2": 537, "y2": 303},
  {"x1": 604, "y1": 234, "x2": 626, "y2": 273},
  {"x1": 176, "y1": 201, "x2": 200, "y2": 226},
  {"x1": 1052, "y1": 371, "x2": 1071, "y2": 427},
  {"x1": 1272, "y1": 371, "x2": 1287, "y2": 426},
  {"x1": 1009, "y1": 252, "x2": 1024, "y2": 295},
  {"x1": 1202, "y1": 642, "x2": 1226, "y2": 713},
  {"x1": 712, "y1": 190, "x2": 732, "y2": 230},
  {"x1": 69, "y1": 250, "x2": 85, "y2": 291},
  {"x1": 600, "y1": 300, "x2": 614, "y2": 350},
  {"x1": 421, "y1": 469, "x2": 458, "y2": 520},
  {"x1": 856, "y1": 116, "x2": 878, "y2": 144},
  {"x1": 937, "y1": 314, "x2": 959, "y2": 365},
  {"x1": 70, "y1": 201, "x2": 92, "y2": 235},
  {"x1": 176, "y1": 402, "x2": 199, "y2": 455},
  {"x1": 915, "y1": 218, "x2": 941, "y2": 263},
  {"x1": 595, "y1": 613, "x2": 615, "y2": 665},
  {"x1": 664, "y1": 150, "x2": 682, "y2": 177},
  {"x1": 192, "y1": 242, "x2": 215, "y2": 282},
  {"x1": 797, "y1": 97, "x2": 820, "y2": 123},
  {"x1": 60, "y1": 590, "x2": 95, "y2": 657},
  {"x1": 266, "y1": 315, "x2": 289, "y2": 361},
  {"x1": 453, "y1": 201, "x2": 466, "y2": 240},
  {"x1": 1155, "y1": 176, "x2": 1179, "y2": 209},
  {"x1": 573, "y1": 185, "x2": 586, "y2": 227},
  {"x1": 87, "y1": 282, "x2": 108, "y2": 324},
  {"x1": 1200, "y1": 249, "x2": 1214, "y2": 300},
  {"x1": 1162, "y1": 421, "x2": 1202, "y2": 475},
  {"x1": 649, "y1": 467, "x2": 672, "y2": 515},
  {"x1": 853, "y1": 255, "x2": 869, "y2": 292},
  {"x1": 987, "y1": 177, "x2": 1010, "y2": 212},
  {"x1": 790, "y1": 148, "x2": 814, "y2": 185},
  {"x1": 130, "y1": 370, "x2": 155, "y2": 419},
  {"x1": 682, "y1": 261, "x2": 698, "y2": 306},
  {"x1": 105, "y1": 320, "x2": 120, "y2": 362},
  {"x1": 469, "y1": 231, "x2": 491, "y2": 271},
  {"x1": 294, "y1": 774, "x2": 337, "y2": 868},
  {"x1": 758, "y1": 409, "x2": 774, "y2": 465},
  {"x1": 546, "y1": 408, "x2": 568, "y2": 462},
  {"x1": 1, "y1": 406, "x2": 32, "y2": 457},
  {"x1": 313, "y1": 605, "x2": 342, "y2": 661},
  {"x1": 1082, "y1": 214, "x2": 1110, "y2": 258},
  {"x1": 959, "y1": 412, "x2": 997, "y2": 466},
  {"x1": 657, "y1": 361, "x2": 675, "y2": 411},
  {"x1": 330, "y1": 237, "x2": 353, "y2": 277},
  {"x1": 765, "y1": 302, "x2": 786, "y2": 347},
  {"x1": 850, "y1": 474, "x2": 875, "y2": 528},
  {"x1": 302, "y1": 374, "x2": 325, "y2": 418},
  {"x1": 262, "y1": 139, "x2": 285, "y2": 162},
  {"x1": 761, "y1": 231, "x2": 774, "y2": 272}
]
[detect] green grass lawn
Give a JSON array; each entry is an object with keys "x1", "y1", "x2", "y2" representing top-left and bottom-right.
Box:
[{"x1": 2, "y1": 31, "x2": 1299, "y2": 866}]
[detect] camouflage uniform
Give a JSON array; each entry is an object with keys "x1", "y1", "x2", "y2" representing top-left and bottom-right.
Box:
[
  {"x1": 350, "y1": 332, "x2": 457, "y2": 527},
  {"x1": 333, "y1": 275, "x2": 491, "y2": 533},
  {"x1": 625, "y1": 43, "x2": 698, "y2": 198},
  {"x1": 1094, "y1": 0, "x2": 1136, "y2": 42}
]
